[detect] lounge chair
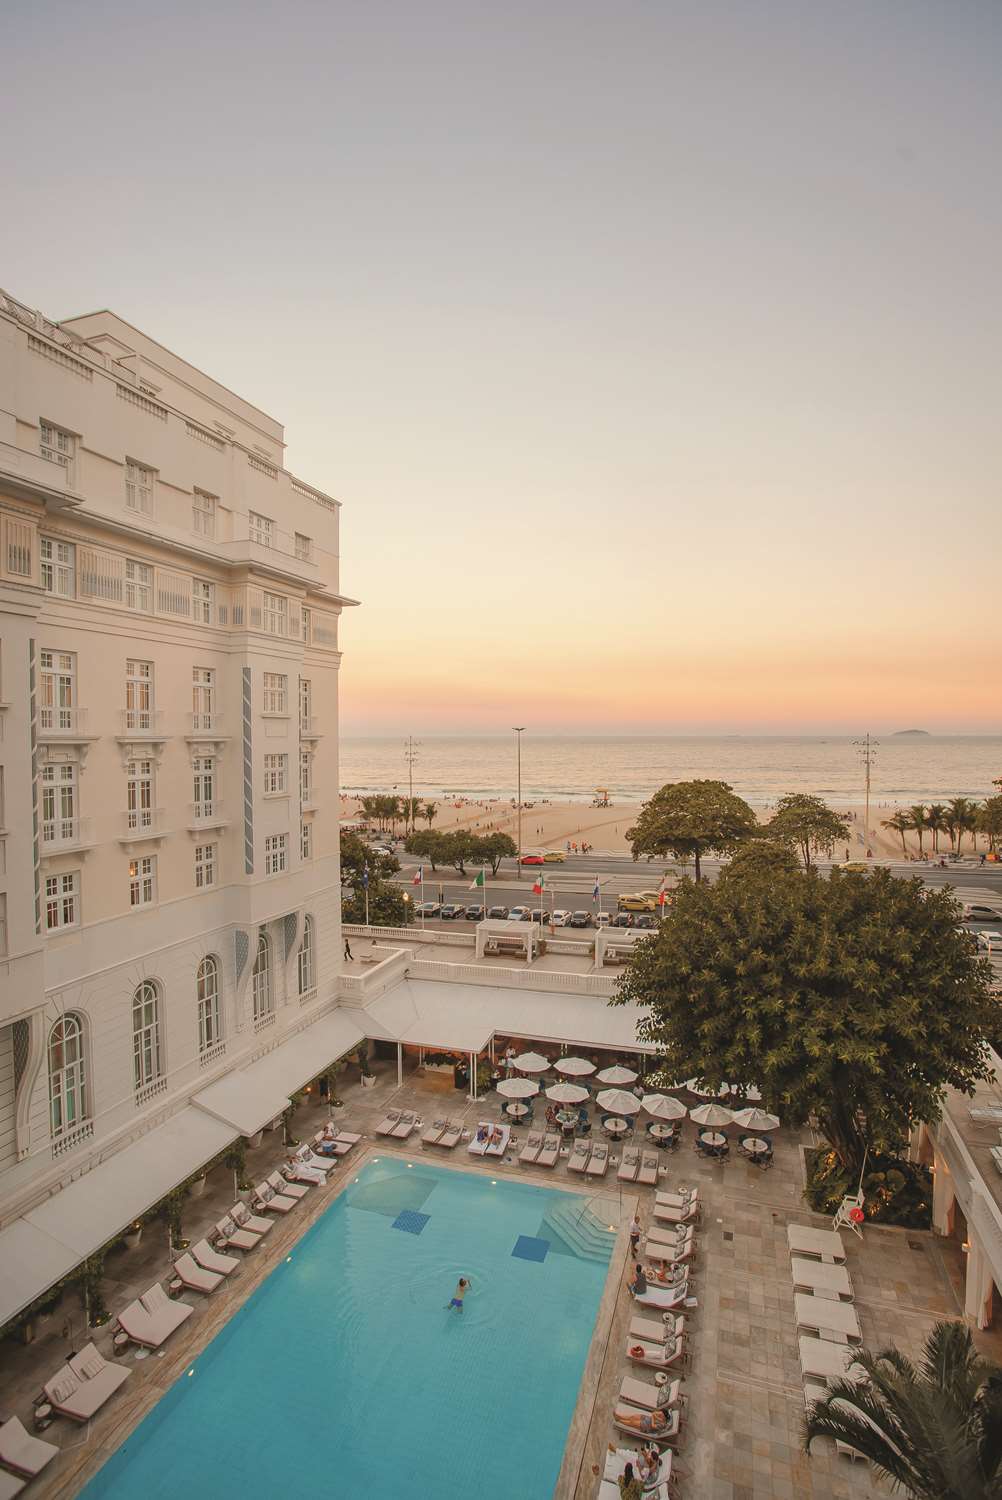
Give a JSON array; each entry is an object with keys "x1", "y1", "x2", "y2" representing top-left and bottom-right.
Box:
[
  {"x1": 376, "y1": 1108, "x2": 402, "y2": 1135},
  {"x1": 437, "y1": 1121, "x2": 462, "y2": 1148},
  {"x1": 140, "y1": 1281, "x2": 195, "y2": 1339},
  {"x1": 655, "y1": 1187, "x2": 698, "y2": 1207},
  {"x1": 637, "y1": 1152, "x2": 659, "y2": 1185},
  {"x1": 191, "y1": 1238, "x2": 239, "y2": 1276},
  {"x1": 317, "y1": 1126, "x2": 362, "y2": 1148},
  {"x1": 422, "y1": 1118, "x2": 448, "y2": 1145},
  {"x1": 269, "y1": 1168, "x2": 310, "y2": 1199},
  {"x1": 586, "y1": 1143, "x2": 609, "y2": 1176},
  {"x1": 172, "y1": 1252, "x2": 223, "y2": 1294},
  {"x1": 633, "y1": 1281, "x2": 688, "y2": 1310},
  {"x1": 292, "y1": 1145, "x2": 335, "y2": 1176},
  {"x1": 253, "y1": 1180, "x2": 297, "y2": 1215},
  {"x1": 612, "y1": 1405, "x2": 683, "y2": 1445},
  {"x1": 390, "y1": 1111, "x2": 417, "y2": 1138},
  {"x1": 567, "y1": 1140, "x2": 591, "y2": 1173},
  {"x1": 283, "y1": 1158, "x2": 326, "y2": 1186},
  {"x1": 519, "y1": 1131, "x2": 544, "y2": 1164},
  {"x1": 313, "y1": 1129, "x2": 352, "y2": 1156},
  {"x1": 0, "y1": 1472, "x2": 24, "y2": 1500},
  {"x1": 617, "y1": 1148, "x2": 640, "y2": 1182},
  {"x1": 627, "y1": 1335, "x2": 687, "y2": 1372},
  {"x1": 215, "y1": 1214, "x2": 262, "y2": 1251},
  {"x1": 630, "y1": 1314, "x2": 687, "y2": 1345},
  {"x1": 486, "y1": 1123, "x2": 511, "y2": 1156},
  {"x1": 646, "y1": 1223, "x2": 693, "y2": 1248},
  {"x1": 117, "y1": 1288, "x2": 193, "y2": 1351},
  {"x1": 619, "y1": 1374, "x2": 683, "y2": 1411},
  {"x1": 653, "y1": 1199, "x2": 700, "y2": 1225},
  {"x1": 468, "y1": 1122, "x2": 510, "y2": 1157},
  {"x1": 231, "y1": 1201, "x2": 273, "y2": 1236},
  {"x1": 536, "y1": 1133, "x2": 560, "y2": 1167},
  {"x1": 0, "y1": 1416, "x2": 58, "y2": 1479}
]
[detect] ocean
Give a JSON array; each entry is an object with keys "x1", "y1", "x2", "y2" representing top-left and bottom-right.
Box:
[{"x1": 339, "y1": 735, "x2": 1002, "y2": 809}]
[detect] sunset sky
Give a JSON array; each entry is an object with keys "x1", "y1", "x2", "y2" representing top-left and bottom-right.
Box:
[{"x1": 3, "y1": 1, "x2": 1000, "y2": 733}]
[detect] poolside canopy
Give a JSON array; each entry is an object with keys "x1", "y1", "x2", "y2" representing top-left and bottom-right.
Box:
[
  {"x1": 595, "y1": 1065, "x2": 637, "y2": 1086},
  {"x1": 554, "y1": 1057, "x2": 596, "y2": 1077}
]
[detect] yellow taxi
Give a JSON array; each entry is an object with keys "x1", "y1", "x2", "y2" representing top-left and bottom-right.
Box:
[
  {"x1": 618, "y1": 892, "x2": 657, "y2": 912},
  {"x1": 543, "y1": 850, "x2": 567, "y2": 863}
]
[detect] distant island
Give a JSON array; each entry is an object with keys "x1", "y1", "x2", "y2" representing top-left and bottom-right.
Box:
[{"x1": 892, "y1": 729, "x2": 930, "y2": 737}]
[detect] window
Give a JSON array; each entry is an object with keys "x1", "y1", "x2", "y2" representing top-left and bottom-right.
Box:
[
  {"x1": 192, "y1": 667, "x2": 215, "y2": 731},
  {"x1": 197, "y1": 957, "x2": 222, "y2": 1054},
  {"x1": 125, "y1": 459, "x2": 155, "y2": 516},
  {"x1": 48, "y1": 1014, "x2": 88, "y2": 1136},
  {"x1": 300, "y1": 819, "x2": 312, "y2": 860},
  {"x1": 263, "y1": 754, "x2": 287, "y2": 795},
  {"x1": 127, "y1": 759, "x2": 155, "y2": 832},
  {"x1": 298, "y1": 915, "x2": 315, "y2": 997},
  {"x1": 300, "y1": 749, "x2": 312, "y2": 805},
  {"x1": 264, "y1": 833, "x2": 288, "y2": 875},
  {"x1": 252, "y1": 932, "x2": 273, "y2": 1022},
  {"x1": 40, "y1": 421, "x2": 75, "y2": 480},
  {"x1": 263, "y1": 672, "x2": 288, "y2": 714},
  {"x1": 193, "y1": 756, "x2": 215, "y2": 818},
  {"x1": 40, "y1": 538, "x2": 76, "y2": 598},
  {"x1": 192, "y1": 489, "x2": 217, "y2": 538},
  {"x1": 195, "y1": 842, "x2": 217, "y2": 889},
  {"x1": 41, "y1": 763, "x2": 77, "y2": 845},
  {"x1": 129, "y1": 854, "x2": 156, "y2": 908},
  {"x1": 249, "y1": 512, "x2": 273, "y2": 547},
  {"x1": 39, "y1": 649, "x2": 76, "y2": 730},
  {"x1": 124, "y1": 558, "x2": 153, "y2": 611},
  {"x1": 263, "y1": 592, "x2": 287, "y2": 636},
  {"x1": 301, "y1": 607, "x2": 312, "y2": 644},
  {"x1": 299, "y1": 678, "x2": 312, "y2": 731},
  {"x1": 192, "y1": 578, "x2": 214, "y2": 624},
  {"x1": 132, "y1": 979, "x2": 163, "y2": 1090},
  {"x1": 44, "y1": 871, "x2": 79, "y2": 932},
  {"x1": 125, "y1": 659, "x2": 154, "y2": 729},
  {"x1": 294, "y1": 532, "x2": 312, "y2": 561}
]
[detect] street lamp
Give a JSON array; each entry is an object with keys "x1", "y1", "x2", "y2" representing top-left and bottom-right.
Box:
[{"x1": 513, "y1": 726, "x2": 525, "y2": 881}]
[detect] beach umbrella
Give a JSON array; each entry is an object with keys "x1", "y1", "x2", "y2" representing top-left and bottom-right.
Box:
[
  {"x1": 497, "y1": 1077, "x2": 539, "y2": 1099},
  {"x1": 554, "y1": 1056, "x2": 596, "y2": 1077},
  {"x1": 689, "y1": 1102, "x2": 734, "y2": 1128},
  {"x1": 595, "y1": 1088, "x2": 642, "y2": 1115},
  {"x1": 513, "y1": 1051, "x2": 550, "y2": 1073},
  {"x1": 595, "y1": 1064, "x2": 637, "y2": 1086},
  {"x1": 641, "y1": 1094, "x2": 688, "y2": 1121},
  {"x1": 731, "y1": 1107, "x2": 780, "y2": 1132},
  {"x1": 545, "y1": 1082, "x2": 590, "y2": 1105}
]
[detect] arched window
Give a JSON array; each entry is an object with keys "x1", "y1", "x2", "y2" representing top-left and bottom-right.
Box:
[
  {"x1": 132, "y1": 980, "x2": 163, "y2": 1093},
  {"x1": 197, "y1": 957, "x2": 221, "y2": 1055},
  {"x1": 298, "y1": 916, "x2": 315, "y2": 998},
  {"x1": 252, "y1": 933, "x2": 272, "y2": 1023},
  {"x1": 48, "y1": 1013, "x2": 88, "y2": 1137}
]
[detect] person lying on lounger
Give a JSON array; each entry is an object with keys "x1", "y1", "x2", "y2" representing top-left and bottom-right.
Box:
[
  {"x1": 488, "y1": 1126, "x2": 503, "y2": 1145},
  {"x1": 476, "y1": 1124, "x2": 489, "y2": 1143},
  {"x1": 617, "y1": 1408, "x2": 668, "y2": 1435}
]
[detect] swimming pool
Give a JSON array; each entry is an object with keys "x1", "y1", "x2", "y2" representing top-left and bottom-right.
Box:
[{"x1": 81, "y1": 1158, "x2": 615, "y2": 1499}]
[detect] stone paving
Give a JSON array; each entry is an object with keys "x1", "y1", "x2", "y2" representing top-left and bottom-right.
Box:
[{"x1": 2, "y1": 1055, "x2": 1000, "y2": 1499}]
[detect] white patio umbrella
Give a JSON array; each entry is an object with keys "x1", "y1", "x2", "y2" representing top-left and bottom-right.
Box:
[
  {"x1": 546, "y1": 1082, "x2": 590, "y2": 1105},
  {"x1": 595, "y1": 1064, "x2": 637, "y2": 1086},
  {"x1": 641, "y1": 1094, "x2": 688, "y2": 1121},
  {"x1": 686, "y1": 1079, "x2": 730, "y2": 1099},
  {"x1": 689, "y1": 1102, "x2": 734, "y2": 1128},
  {"x1": 497, "y1": 1077, "x2": 539, "y2": 1099},
  {"x1": 513, "y1": 1051, "x2": 550, "y2": 1073},
  {"x1": 595, "y1": 1088, "x2": 642, "y2": 1115},
  {"x1": 731, "y1": 1107, "x2": 780, "y2": 1132},
  {"x1": 554, "y1": 1056, "x2": 596, "y2": 1077}
]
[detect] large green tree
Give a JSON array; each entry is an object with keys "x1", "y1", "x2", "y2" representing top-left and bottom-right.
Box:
[
  {"x1": 977, "y1": 796, "x2": 1002, "y2": 854},
  {"x1": 767, "y1": 793, "x2": 851, "y2": 868},
  {"x1": 627, "y1": 779, "x2": 757, "y2": 881},
  {"x1": 804, "y1": 1321, "x2": 1002, "y2": 1500},
  {"x1": 340, "y1": 832, "x2": 405, "y2": 924},
  {"x1": 613, "y1": 863, "x2": 998, "y2": 1177},
  {"x1": 726, "y1": 840, "x2": 801, "y2": 880},
  {"x1": 404, "y1": 830, "x2": 450, "y2": 871}
]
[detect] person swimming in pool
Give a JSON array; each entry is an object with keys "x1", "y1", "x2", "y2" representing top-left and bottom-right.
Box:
[{"x1": 446, "y1": 1276, "x2": 471, "y2": 1312}]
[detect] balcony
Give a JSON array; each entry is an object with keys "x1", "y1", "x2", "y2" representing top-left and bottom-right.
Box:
[
  {"x1": 187, "y1": 800, "x2": 230, "y2": 831},
  {"x1": 118, "y1": 807, "x2": 167, "y2": 843},
  {"x1": 299, "y1": 715, "x2": 322, "y2": 741},
  {"x1": 40, "y1": 816, "x2": 96, "y2": 855},
  {"x1": 38, "y1": 707, "x2": 98, "y2": 745},
  {"x1": 119, "y1": 708, "x2": 164, "y2": 737}
]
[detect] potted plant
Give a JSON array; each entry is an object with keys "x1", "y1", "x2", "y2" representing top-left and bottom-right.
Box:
[
  {"x1": 77, "y1": 1253, "x2": 109, "y2": 1327},
  {"x1": 282, "y1": 1091, "x2": 305, "y2": 1147},
  {"x1": 160, "y1": 1187, "x2": 189, "y2": 1252},
  {"x1": 357, "y1": 1042, "x2": 376, "y2": 1088},
  {"x1": 224, "y1": 1141, "x2": 252, "y2": 1194},
  {"x1": 326, "y1": 1063, "x2": 346, "y2": 1118}
]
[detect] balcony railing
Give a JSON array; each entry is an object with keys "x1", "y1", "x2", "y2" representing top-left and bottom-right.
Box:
[
  {"x1": 120, "y1": 708, "x2": 164, "y2": 736},
  {"x1": 39, "y1": 706, "x2": 88, "y2": 737},
  {"x1": 189, "y1": 711, "x2": 224, "y2": 735},
  {"x1": 188, "y1": 800, "x2": 227, "y2": 828},
  {"x1": 299, "y1": 715, "x2": 321, "y2": 737},
  {"x1": 40, "y1": 816, "x2": 94, "y2": 852},
  {"x1": 121, "y1": 807, "x2": 165, "y2": 838}
]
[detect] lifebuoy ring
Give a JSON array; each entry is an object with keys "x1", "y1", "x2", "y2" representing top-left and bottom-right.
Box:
[{"x1": 849, "y1": 1206, "x2": 864, "y2": 1223}]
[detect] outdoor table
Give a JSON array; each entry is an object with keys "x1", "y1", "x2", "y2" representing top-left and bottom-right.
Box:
[
  {"x1": 648, "y1": 1123, "x2": 675, "y2": 1143},
  {"x1": 698, "y1": 1130, "x2": 726, "y2": 1149},
  {"x1": 604, "y1": 1445, "x2": 671, "y2": 1491},
  {"x1": 740, "y1": 1136, "x2": 771, "y2": 1157},
  {"x1": 505, "y1": 1101, "x2": 529, "y2": 1120},
  {"x1": 604, "y1": 1117, "x2": 628, "y2": 1138},
  {"x1": 555, "y1": 1110, "x2": 578, "y2": 1126}
]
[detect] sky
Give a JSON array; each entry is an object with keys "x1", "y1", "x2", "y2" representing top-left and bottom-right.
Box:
[{"x1": 2, "y1": 0, "x2": 1001, "y2": 735}]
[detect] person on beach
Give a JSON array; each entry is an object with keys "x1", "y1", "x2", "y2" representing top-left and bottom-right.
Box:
[{"x1": 447, "y1": 1276, "x2": 471, "y2": 1312}]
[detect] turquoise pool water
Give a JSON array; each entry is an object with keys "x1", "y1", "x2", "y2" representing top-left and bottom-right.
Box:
[{"x1": 81, "y1": 1159, "x2": 612, "y2": 1499}]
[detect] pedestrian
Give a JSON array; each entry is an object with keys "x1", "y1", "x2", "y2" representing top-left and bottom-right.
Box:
[
  {"x1": 446, "y1": 1276, "x2": 471, "y2": 1312},
  {"x1": 844, "y1": 847, "x2": 849, "y2": 862},
  {"x1": 629, "y1": 1213, "x2": 642, "y2": 1254},
  {"x1": 344, "y1": 938, "x2": 353, "y2": 961}
]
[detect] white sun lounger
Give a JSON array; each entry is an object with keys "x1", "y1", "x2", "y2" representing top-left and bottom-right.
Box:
[
  {"x1": 422, "y1": 1118, "x2": 448, "y2": 1145},
  {"x1": 376, "y1": 1108, "x2": 402, "y2": 1135},
  {"x1": 231, "y1": 1201, "x2": 273, "y2": 1236},
  {"x1": 293, "y1": 1146, "x2": 335, "y2": 1176},
  {"x1": 791, "y1": 1257, "x2": 853, "y2": 1298},
  {"x1": 519, "y1": 1131, "x2": 544, "y2": 1164},
  {"x1": 627, "y1": 1334, "x2": 686, "y2": 1371},
  {"x1": 795, "y1": 1293, "x2": 861, "y2": 1341},
  {"x1": 598, "y1": 1481, "x2": 671, "y2": 1500},
  {"x1": 283, "y1": 1159, "x2": 325, "y2": 1186},
  {"x1": 269, "y1": 1169, "x2": 310, "y2": 1199},
  {"x1": 630, "y1": 1313, "x2": 687, "y2": 1344},
  {"x1": 646, "y1": 1223, "x2": 693, "y2": 1247},
  {"x1": 0, "y1": 1474, "x2": 24, "y2": 1500},
  {"x1": 215, "y1": 1214, "x2": 261, "y2": 1251},
  {"x1": 191, "y1": 1238, "x2": 240, "y2": 1275},
  {"x1": 619, "y1": 1373, "x2": 683, "y2": 1410},
  {"x1": 117, "y1": 1286, "x2": 194, "y2": 1350},
  {"x1": 653, "y1": 1199, "x2": 700, "y2": 1224},
  {"x1": 612, "y1": 1404, "x2": 683, "y2": 1446},
  {"x1": 787, "y1": 1224, "x2": 846, "y2": 1263},
  {"x1": 655, "y1": 1187, "x2": 698, "y2": 1207},
  {"x1": 0, "y1": 1417, "x2": 58, "y2": 1480},
  {"x1": 536, "y1": 1133, "x2": 560, "y2": 1167},
  {"x1": 438, "y1": 1120, "x2": 462, "y2": 1148},
  {"x1": 586, "y1": 1143, "x2": 609, "y2": 1176},
  {"x1": 173, "y1": 1252, "x2": 223, "y2": 1294},
  {"x1": 618, "y1": 1147, "x2": 641, "y2": 1182},
  {"x1": 637, "y1": 1151, "x2": 659, "y2": 1186},
  {"x1": 391, "y1": 1111, "x2": 417, "y2": 1138},
  {"x1": 799, "y1": 1335, "x2": 866, "y2": 1384},
  {"x1": 633, "y1": 1281, "x2": 688, "y2": 1310},
  {"x1": 468, "y1": 1122, "x2": 510, "y2": 1157},
  {"x1": 313, "y1": 1130, "x2": 352, "y2": 1155},
  {"x1": 567, "y1": 1140, "x2": 591, "y2": 1173},
  {"x1": 253, "y1": 1180, "x2": 298, "y2": 1214}
]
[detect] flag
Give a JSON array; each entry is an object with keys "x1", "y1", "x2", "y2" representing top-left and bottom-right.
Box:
[
  {"x1": 658, "y1": 888, "x2": 667, "y2": 908},
  {"x1": 412, "y1": 866, "x2": 423, "y2": 886},
  {"x1": 532, "y1": 873, "x2": 545, "y2": 895},
  {"x1": 592, "y1": 876, "x2": 600, "y2": 901},
  {"x1": 469, "y1": 868, "x2": 485, "y2": 890},
  {"x1": 362, "y1": 865, "x2": 369, "y2": 890}
]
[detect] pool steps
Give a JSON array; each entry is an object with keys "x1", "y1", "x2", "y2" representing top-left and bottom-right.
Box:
[{"x1": 541, "y1": 1199, "x2": 616, "y2": 1263}]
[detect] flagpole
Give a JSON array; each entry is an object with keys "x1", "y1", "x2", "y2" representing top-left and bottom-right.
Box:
[{"x1": 421, "y1": 869, "x2": 425, "y2": 929}]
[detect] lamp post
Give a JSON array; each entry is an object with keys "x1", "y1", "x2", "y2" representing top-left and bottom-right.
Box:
[{"x1": 513, "y1": 726, "x2": 525, "y2": 882}]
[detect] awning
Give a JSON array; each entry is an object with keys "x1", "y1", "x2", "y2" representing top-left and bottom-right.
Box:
[
  {"x1": 193, "y1": 1009, "x2": 365, "y2": 1136},
  {"x1": 0, "y1": 1105, "x2": 236, "y2": 1327},
  {"x1": 350, "y1": 985, "x2": 494, "y2": 1055}
]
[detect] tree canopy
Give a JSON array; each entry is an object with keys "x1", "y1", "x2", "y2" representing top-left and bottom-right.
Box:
[
  {"x1": 766, "y1": 793, "x2": 851, "y2": 868},
  {"x1": 340, "y1": 832, "x2": 405, "y2": 925},
  {"x1": 404, "y1": 829, "x2": 515, "y2": 875},
  {"x1": 614, "y1": 864, "x2": 999, "y2": 1175},
  {"x1": 725, "y1": 839, "x2": 802, "y2": 880},
  {"x1": 626, "y1": 779, "x2": 757, "y2": 881}
]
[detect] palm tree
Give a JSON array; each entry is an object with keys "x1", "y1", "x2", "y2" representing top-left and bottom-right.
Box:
[
  {"x1": 908, "y1": 805, "x2": 929, "y2": 857},
  {"x1": 969, "y1": 801, "x2": 983, "y2": 854},
  {"x1": 947, "y1": 797, "x2": 974, "y2": 853},
  {"x1": 804, "y1": 1320, "x2": 1002, "y2": 1500},
  {"x1": 883, "y1": 812, "x2": 911, "y2": 857},
  {"x1": 926, "y1": 803, "x2": 946, "y2": 854},
  {"x1": 423, "y1": 801, "x2": 438, "y2": 829}
]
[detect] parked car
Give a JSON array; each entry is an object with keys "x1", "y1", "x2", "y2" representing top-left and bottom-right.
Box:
[
  {"x1": 530, "y1": 909, "x2": 550, "y2": 924},
  {"x1": 465, "y1": 904, "x2": 486, "y2": 921},
  {"x1": 440, "y1": 904, "x2": 463, "y2": 920},
  {"x1": 594, "y1": 912, "x2": 611, "y2": 927},
  {"x1": 634, "y1": 914, "x2": 657, "y2": 930},
  {"x1": 415, "y1": 901, "x2": 441, "y2": 917},
  {"x1": 520, "y1": 853, "x2": 545, "y2": 865},
  {"x1": 568, "y1": 911, "x2": 591, "y2": 928},
  {"x1": 964, "y1": 903, "x2": 1002, "y2": 922},
  {"x1": 508, "y1": 906, "x2": 531, "y2": 921},
  {"x1": 487, "y1": 905, "x2": 509, "y2": 920},
  {"x1": 618, "y1": 893, "x2": 656, "y2": 912},
  {"x1": 611, "y1": 912, "x2": 634, "y2": 928},
  {"x1": 543, "y1": 851, "x2": 567, "y2": 863},
  {"x1": 551, "y1": 909, "x2": 571, "y2": 927}
]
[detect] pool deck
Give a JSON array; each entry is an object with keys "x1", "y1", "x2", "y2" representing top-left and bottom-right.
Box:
[{"x1": 3, "y1": 1059, "x2": 1000, "y2": 1500}]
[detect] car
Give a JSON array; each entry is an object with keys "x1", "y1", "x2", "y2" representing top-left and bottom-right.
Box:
[
  {"x1": 415, "y1": 901, "x2": 441, "y2": 917},
  {"x1": 633, "y1": 914, "x2": 657, "y2": 929},
  {"x1": 508, "y1": 906, "x2": 531, "y2": 921},
  {"x1": 520, "y1": 853, "x2": 545, "y2": 865},
  {"x1": 551, "y1": 909, "x2": 571, "y2": 927},
  {"x1": 440, "y1": 904, "x2": 463, "y2": 920},
  {"x1": 543, "y1": 851, "x2": 567, "y2": 863},
  {"x1": 838, "y1": 861, "x2": 871, "y2": 872},
  {"x1": 611, "y1": 912, "x2": 634, "y2": 928},
  {"x1": 464, "y1": 904, "x2": 486, "y2": 920},
  {"x1": 594, "y1": 911, "x2": 611, "y2": 927},
  {"x1": 618, "y1": 893, "x2": 657, "y2": 912},
  {"x1": 568, "y1": 911, "x2": 591, "y2": 928},
  {"x1": 487, "y1": 905, "x2": 509, "y2": 920},
  {"x1": 976, "y1": 930, "x2": 1002, "y2": 950},
  {"x1": 530, "y1": 908, "x2": 550, "y2": 924},
  {"x1": 964, "y1": 904, "x2": 1002, "y2": 922}
]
